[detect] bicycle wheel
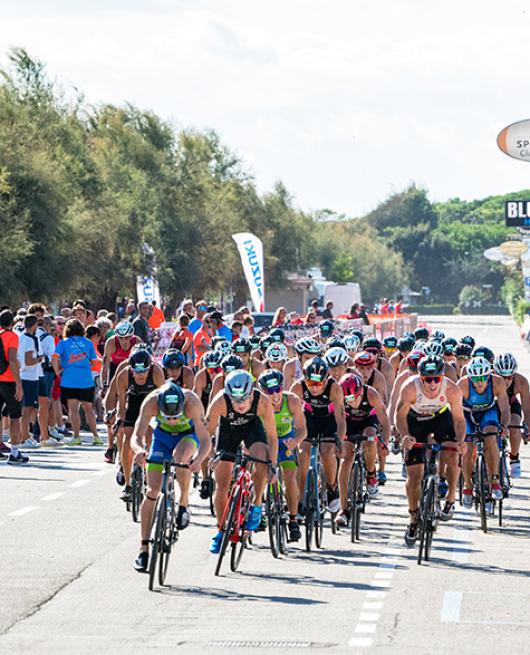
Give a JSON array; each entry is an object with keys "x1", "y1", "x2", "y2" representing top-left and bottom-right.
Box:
[
  {"x1": 350, "y1": 461, "x2": 362, "y2": 543},
  {"x1": 478, "y1": 455, "x2": 488, "y2": 533},
  {"x1": 230, "y1": 489, "x2": 251, "y2": 571},
  {"x1": 424, "y1": 480, "x2": 436, "y2": 561},
  {"x1": 209, "y1": 477, "x2": 216, "y2": 518},
  {"x1": 304, "y1": 471, "x2": 316, "y2": 552},
  {"x1": 158, "y1": 487, "x2": 176, "y2": 586},
  {"x1": 131, "y1": 465, "x2": 144, "y2": 523},
  {"x1": 266, "y1": 483, "x2": 281, "y2": 558},
  {"x1": 417, "y1": 478, "x2": 434, "y2": 565},
  {"x1": 458, "y1": 471, "x2": 464, "y2": 506},
  {"x1": 148, "y1": 494, "x2": 165, "y2": 591},
  {"x1": 215, "y1": 485, "x2": 240, "y2": 577},
  {"x1": 315, "y1": 463, "x2": 326, "y2": 549}
]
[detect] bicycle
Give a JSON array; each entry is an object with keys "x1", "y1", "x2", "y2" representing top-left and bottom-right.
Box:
[
  {"x1": 147, "y1": 460, "x2": 189, "y2": 591},
  {"x1": 213, "y1": 450, "x2": 272, "y2": 576},
  {"x1": 131, "y1": 462, "x2": 145, "y2": 523},
  {"x1": 303, "y1": 434, "x2": 337, "y2": 552},
  {"x1": 266, "y1": 470, "x2": 289, "y2": 558},
  {"x1": 346, "y1": 433, "x2": 379, "y2": 543},
  {"x1": 467, "y1": 430, "x2": 493, "y2": 534}
]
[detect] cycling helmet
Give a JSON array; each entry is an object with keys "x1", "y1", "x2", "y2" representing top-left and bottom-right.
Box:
[
  {"x1": 431, "y1": 330, "x2": 445, "y2": 342},
  {"x1": 162, "y1": 348, "x2": 185, "y2": 369},
  {"x1": 324, "y1": 347, "x2": 348, "y2": 368},
  {"x1": 414, "y1": 326, "x2": 430, "y2": 341},
  {"x1": 472, "y1": 346, "x2": 494, "y2": 364},
  {"x1": 397, "y1": 336, "x2": 415, "y2": 353},
  {"x1": 418, "y1": 355, "x2": 444, "y2": 377},
  {"x1": 211, "y1": 335, "x2": 228, "y2": 349},
  {"x1": 350, "y1": 329, "x2": 365, "y2": 344},
  {"x1": 232, "y1": 338, "x2": 252, "y2": 354},
  {"x1": 344, "y1": 334, "x2": 361, "y2": 353},
  {"x1": 493, "y1": 352, "x2": 518, "y2": 377},
  {"x1": 221, "y1": 354, "x2": 244, "y2": 373},
  {"x1": 259, "y1": 335, "x2": 273, "y2": 353},
  {"x1": 266, "y1": 343, "x2": 289, "y2": 362},
  {"x1": 326, "y1": 336, "x2": 347, "y2": 351},
  {"x1": 269, "y1": 327, "x2": 286, "y2": 343},
  {"x1": 467, "y1": 356, "x2": 492, "y2": 378},
  {"x1": 363, "y1": 337, "x2": 382, "y2": 352},
  {"x1": 461, "y1": 335, "x2": 476, "y2": 349},
  {"x1": 129, "y1": 348, "x2": 152, "y2": 372},
  {"x1": 403, "y1": 331, "x2": 415, "y2": 340},
  {"x1": 303, "y1": 356, "x2": 329, "y2": 382},
  {"x1": 115, "y1": 321, "x2": 134, "y2": 338},
  {"x1": 257, "y1": 368, "x2": 284, "y2": 394},
  {"x1": 339, "y1": 372, "x2": 364, "y2": 398},
  {"x1": 249, "y1": 334, "x2": 261, "y2": 349},
  {"x1": 455, "y1": 343, "x2": 473, "y2": 358},
  {"x1": 158, "y1": 382, "x2": 185, "y2": 418},
  {"x1": 423, "y1": 340, "x2": 444, "y2": 358},
  {"x1": 383, "y1": 336, "x2": 398, "y2": 350},
  {"x1": 318, "y1": 320, "x2": 334, "y2": 337},
  {"x1": 406, "y1": 349, "x2": 425, "y2": 372},
  {"x1": 215, "y1": 340, "x2": 232, "y2": 358},
  {"x1": 224, "y1": 370, "x2": 254, "y2": 401},
  {"x1": 353, "y1": 351, "x2": 376, "y2": 368},
  {"x1": 295, "y1": 337, "x2": 321, "y2": 356},
  {"x1": 131, "y1": 342, "x2": 152, "y2": 355},
  {"x1": 203, "y1": 350, "x2": 223, "y2": 370},
  {"x1": 442, "y1": 337, "x2": 458, "y2": 354}
]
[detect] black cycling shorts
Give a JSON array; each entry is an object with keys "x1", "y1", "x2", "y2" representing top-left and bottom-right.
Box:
[
  {"x1": 510, "y1": 399, "x2": 522, "y2": 418},
  {"x1": 0, "y1": 382, "x2": 22, "y2": 420},
  {"x1": 124, "y1": 396, "x2": 144, "y2": 428},
  {"x1": 304, "y1": 414, "x2": 337, "y2": 443},
  {"x1": 216, "y1": 418, "x2": 268, "y2": 462},
  {"x1": 345, "y1": 415, "x2": 379, "y2": 441},
  {"x1": 405, "y1": 410, "x2": 456, "y2": 466}
]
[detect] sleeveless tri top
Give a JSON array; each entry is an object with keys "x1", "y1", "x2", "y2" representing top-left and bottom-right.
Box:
[{"x1": 410, "y1": 378, "x2": 449, "y2": 416}]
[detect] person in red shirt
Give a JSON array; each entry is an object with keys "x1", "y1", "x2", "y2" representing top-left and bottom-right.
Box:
[
  {"x1": 193, "y1": 314, "x2": 213, "y2": 367},
  {"x1": 148, "y1": 300, "x2": 165, "y2": 330},
  {"x1": 0, "y1": 310, "x2": 25, "y2": 464},
  {"x1": 170, "y1": 314, "x2": 194, "y2": 365}
]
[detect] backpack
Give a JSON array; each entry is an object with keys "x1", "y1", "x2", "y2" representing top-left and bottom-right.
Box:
[{"x1": 0, "y1": 330, "x2": 8, "y2": 375}]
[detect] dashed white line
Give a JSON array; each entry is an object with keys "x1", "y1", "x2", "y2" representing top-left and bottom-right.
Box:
[
  {"x1": 355, "y1": 624, "x2": 377, "y2": 634},
  {"x1": 359, "y1": 612, "x2": 381, "y2": 622},
  {"x1": 69, "y1": 479, "x2": 89, "y2": 488},
  {"x1": 348, "y1": 638, "x2": 373, "y2": 647},
  {"x1": 441, "y1": 591, "x2": 463, "y2": 623},
  {"x1": 9, "y1": 506, "x2": 37, "y2": 517},
  {"x1": 363, "y1": 601, "x2": 384, "y2": 610},
  {"x1": 41, "y1": 492, "x2": 66, "y2": 502}
]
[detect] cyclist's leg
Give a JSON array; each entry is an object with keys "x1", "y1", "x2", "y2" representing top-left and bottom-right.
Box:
[
  {"x1": 213, "y1": 460, "x2": 234, "y2": 527},
  {"x1": 278, "y1": 435, "x2": 299, "y2": 515},
  {"x1": 173, "y1": 436, "x2": 198, "y2": 508},
  {"x1": 509, "y1": 405, "x2": 522, "y2": 466},
  {"x1": 248, "y1": 441, "x2": 269, "y2": 505},
  {"x1": 139, "y1": 466, "x2": 163, "y2": 548},
  {"x1": 122, "y1": 426, "x2": 135, "y2": 486},
  {"x1": 434, "y1": 411, "x2": 459, "y2": 503},
  {"x1": 320, "y1": 441, "x2": 337, "y2": 486},
  {"x1": 297, "y1": 441, "x2": 311, "y2": 503},
  {"x1": 337, "y1": 440, "x2": 355, "y2": 512},
  {"x1": 480, "y1": 410, "x2": 500, "y2": 478}
]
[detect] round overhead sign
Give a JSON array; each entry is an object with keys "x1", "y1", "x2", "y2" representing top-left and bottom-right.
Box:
[
  {"x1": 499, "y1": 240, "x2": 528, "y2": 257},
  {"x1": 497, "y1": 119, "x2": 530, "y2": 162}
]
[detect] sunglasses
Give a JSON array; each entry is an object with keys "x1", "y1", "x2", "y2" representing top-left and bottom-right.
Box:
[
  {"x1": 263, "y1": 385, "x2": 282, "y2": 395},
  {"x1": 204, "y1": 322, "x2": 212, "y2": 327},
  {"x1": 207, "y1": 366, "x2": 222, "y2": 374},
  {"x1": 384, "y1": 347, "x2": 397, "y2": 353},
  {"x1": 306, "y1": 379, "x2": 326, "y2": 387},
  {"x1": 365, "y1": 348, "x2": 380, "y2": 355},
  {"x1": 422, "y1": 376, "x2": 442, "y2": 384},
  {"x1": 470, "y1": 375, "x2": 489, "y2": 383},
  {"x1": 160, "y1": 412, "x2": 183, "y2": 421}
]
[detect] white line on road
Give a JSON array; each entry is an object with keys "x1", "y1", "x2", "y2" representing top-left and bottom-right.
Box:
[
  {"x1": 41, "y1": 492, "x2": 66, "y2": 501},
  {"x1": 363, "y1": 601, "x2": 384, "y2": 610},
  {"x1": 366, "y1": 590, "x2": 386, "y2": 599},
  {"x1": 348, "y1": 638, "x2": 373, "y2": 647},
  {"x1": 441, "y1": 591, "x2": 463, "y2": 623},
  {"x1": 69, "y1": 479, "x2": 89, "y2": 488},
  {"x1": 9, "y1": 506, "x2": 37, "y2": 517},
  {"x1": 355, "y1": 624, "x2": 377, "y2": 634},
  {"x1": 359, "y1": 612, "x2": 381, "y2": 622}
]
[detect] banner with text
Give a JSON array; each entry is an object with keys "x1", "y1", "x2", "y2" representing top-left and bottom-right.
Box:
[
  {"x1": 232, "y1": 232, "x2": 265, "y2": 312},
  {"x1": 136, "y1": 276, "x2": 161, "y2": 305}
]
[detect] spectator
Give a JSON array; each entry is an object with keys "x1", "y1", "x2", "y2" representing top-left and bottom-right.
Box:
[
  {"x1": 310, "y1": 299, "x2": 323, "y2": 317},
  {"x1": 272, "y1": 307, "x2": 288, "y2": 327},
  {"x1": 106, "y1": 313, "x2": 118, "y2": 336},
  {"x1": 188, "y1": 300, "x2": 208, "y2": 334},
  {"x1": 86, "y1": 325, "x2": 104, "y2": 422},
  {"x1": 181, "y1": 298, "x2": 194, "y2": 320},
  {"x1": 0, "y1": 309, "x2": 25, "y2": 464},
  {"x1": 54, "y1": 316, "x2": 66, "y2": 339},
  {"x1": 394, "y1": 298, "x2": 403, "y2": 314},
  {"x1": 231, "y1": 320, "x2": 243, "y2": 340},
  {"x1": 17, "y1": 314, "x2": 45, "y2": 449},
  {"x1": 95, "y1": 318, "x2": 112, "y2": 355},
  {"x1": 359, "y1": 304, "x2": 370, "y2": 325},
  {"x1": 60, "y1": 307, "x2": 72, "y2": 318},
  {"x1": 132, "y1": 301, "x2": 152, "y2": 346},
  {"x1": 73, "y1": 304, "x2": 88, "y2": 326},
  {"x1": 239, "y1": 306, "x2": 251, "y2": 315},
  {"x1": 210, "y1": 310, "x2": 232, "y2": 342},
  {"x1": 242, "y1": 315, "x2": 254, "y2": 338},
  {"x1": 321, "y1": 301, "x2": 334, "y2": 319},
  {"x1": 305, "y1": 310, "x2": 318, "y2": 326},
  {"x1": 125, "y1": 301, "x2": 137, "y2": 321},
  {"x1": 148, "y1": 299, "x2": 165, "y2": 330},
  {"x1": 288, "y1": 311, "x2": 303, "y2": 326},
  {"x1": 347, "y1": 303, "x2": 360, "y2": 319},
  {"x1": 192, "y1": 314, "x2": 214, "y2": 367},
  {"x1": 52, "y1": 319, "x2": 101, "y2": 446},
  {"x1": 96, "y1": 309, "x2": 108, "y2": 319},
  {"x1": 170, "y1": 314, "x2": 194, "y2": 365},
  {"x1": 37, "y1": 315, "x2": 60, "y2": 446}
]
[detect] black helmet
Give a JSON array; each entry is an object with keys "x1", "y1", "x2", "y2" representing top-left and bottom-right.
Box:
[
  {"x1": 129, "y1": 348, "x2": 152, "y2": 372},
  {"x1": 418, "y1": 355, "x2": 444, "y2": 377},
  {"x1": 326, "y1": 336, "x2": 347, "y2": 351},
  {"x1": 363, "y1": 336, "x2": 382, "y2": 353},
  {"x1": 224, "y1": 370, "x2": 254, "y2": 402},
  {"x1": 158, "y1": 382, "x2": 185, "y2": 418},
  {"x1": 414, "y1": 327, "x2": 430, "y2": 341},
  {"x1": 162, "y1": 348, "x2": 184, "y2": 369},
  {"x1": 461, "y1": 335, "x2": 476, "y2": 349},
  {"x1": 249, "y1": 334, "x2": 261, "y2": 349},
  {"x1": 269, "y1": 327, "x2": 286, "y2": 343},
  {"x1": 350, "y1": 329, "x2": 364, "y2": 344},
  {"x1": 397, "y1": 336, "x2": 415, "y2": 353},
  {"x1": 259, "y1": 335, "x2": 272, "y2": 353},
  {"x1": 455, "y1": 343, "x2": 473, "y2": 358},
  {"x1": 203, "y1": 350, "x2": 223, "y2": 369},
  {"x1": 221, "y1": 354, "x2": 244, "y2": 373},
  {"x1": 403, "y1": 331, "x2": 415, "y2": 340},
  {"x1": 473, "y1": 346, "x2": 494, "y2": 364},
  {"x1": 232, "y1": 338, "x2": 252, "y2": 354},
  {"x1": 211, "y1": 335, "x2": 229, "y2": 349},
  {"x1": 442, "y1": 337, "x2": 458, "y2": 354},
  {"x1": 318, "y1": 320, "x2": 334, "y2": 337},
  {"x1": 431, "y1": 330, "x2": 445, "y2": 342},
  {"x1": 303, "y1": 356, "x2": 329, "y2": 382},
  {"x1": 257, "y1": 368, "x2": 284, "y2": 394},
  {"x1": 383, "y1": 336, "x2": 398, "y2": 349}
]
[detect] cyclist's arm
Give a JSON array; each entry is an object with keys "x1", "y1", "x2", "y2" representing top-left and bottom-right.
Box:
[
  {"x1": 102, "y1": 337, "x2": 115, "y2": 386},
  {"x1": 184, "y1": 391, "x2": 211, "y2": 467},
  {"x1": 103, "y1": 374, "x2": 118, "y2": 412},
  {"x1": 330, "y1": 382, "x2": 346, "y2": 440},
  {"x1": 388, "y1": 371, "x2": 408, "y2": 428},
  {"x1": 152, "y1": 365, "x2": 166, "y2": 388},
  {"x1": 394, "y1": 381, "x2": 414, "y2": 439},
  {"x1": 258, "y1": 394, "x2": 278, "y2": 464},
  {"x1": 493, "y1": 375, "x2": 511, "y2": 427},
  {"x1": 368, "y1": 387, "x2": 390, "y2": 444},
  {"x1": 446, "y1": 383, "x2": 466, "y2": 443},
  {"x1": 205, "y1": 391, "x2": 225, "y2": 436},
  {"x1": 516, "y1": 373, "x2": 530, "y2": 423},
  {"x1": 444, "y1": 363, "x2": 458, "y2": 382},
  {"x1": 456, "y1": 376, "x2": 469, "y2": 401},
  {"x1": 287, "y1": 392, "x2": 307, "y2": 445},
  {"x1": 208, "y1": 373, "x2": 223, "y2": 407},
  {"x1": 192, "y1": 369, "x2": 206, "y2": 397},
  {"x1": 373, "y1": 369, "x2": 388, "y2": 405},
  {"x1": 131, "y1": 394, "x2": 157, "y2": 455},
  {"x1": 289, "y1": 380, "x2": 303, "y2": 398},
  {"x1": 182, "y1": 366, "x2": 194, "y2": 390},
  {"x1": 116, "y1": 369, "x2": 128, "y2": 423}
]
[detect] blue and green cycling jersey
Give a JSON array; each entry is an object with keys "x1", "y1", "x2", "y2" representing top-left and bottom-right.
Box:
[
  {"x1": 155, "y1": 410, "x2": 194, "y2": 435},
  {"x1": 273, "y1": 394, "x2": 294, "y2": 437}
]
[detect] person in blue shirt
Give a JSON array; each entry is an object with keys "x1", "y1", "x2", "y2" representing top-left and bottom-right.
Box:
[
  {"x1": 211, "y1": 311, "x2": 232, "y2": 343},
  {"x1": 188, "y1": 300, "x2": 208, "y2": 335},
  {"x1": 52, "y1": 319, "x2": 102, "y2": 446}
]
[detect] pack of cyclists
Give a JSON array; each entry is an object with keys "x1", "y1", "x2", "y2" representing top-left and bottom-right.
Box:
[{"x1": 96, "y1": 317, "x2": 529, "y2": 573}]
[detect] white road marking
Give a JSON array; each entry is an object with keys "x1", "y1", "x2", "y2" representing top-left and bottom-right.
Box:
[
  {"x1": 9, "y1": 506, "x2": 37, "y2": 517},
  {"x1": 355, "y1": 624, "x2": 377, "y2": 634},
  {"x1": 366, "y1": 590, "x2": 386, "y2": 599},
  {"x1": 41, "y1": 492, "x2": 66, "y2": 501},
  {"x1": 348, "y1": 637, "x2": 373, "y2": 647},
  {"x1": 363, "y1": 601, "x2": 384, "y2": 610},
  {"x1": 441, "y1": 591, "x2": 463, "y2": 623},
  {"x1": 358, "y1": 612, "x2": 381, "y2": 622},
  {"x1": 69, "y1": 479, "x2": 89, "y2": 488}
]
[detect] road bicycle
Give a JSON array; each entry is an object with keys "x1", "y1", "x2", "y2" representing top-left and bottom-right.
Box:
[
  {"x1": 346, "y1": 433, "x2": 379, "y2": 543},
  {"x1": 147, "y1": 460, "x2": 189, "y2": 591},
  {"x1": 266, "y1": 471, "x2": 289, "y2": 558},
  {"x1": 130, "y1": 462, "x2": 145, "y2": 523}
]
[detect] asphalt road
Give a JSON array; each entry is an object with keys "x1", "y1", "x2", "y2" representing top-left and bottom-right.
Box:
[{"x1": 1, "y1": 315, "x2": 529, "y2": 655}]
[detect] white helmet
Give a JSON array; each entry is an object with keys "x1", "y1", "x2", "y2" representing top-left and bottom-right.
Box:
[
  {"x1": 343, "y1": 335, "x2": 361, "y2": 353},
  {"x1": 324, "y1": 347, "x2": 348, "y2": 368},
  {"x1": 423, "y1": 340, "x2": 444, "y2": 358},
  {"x1": 468, "y1": 356, "x2": 492, "y2": 378},
  {"x1": 215, "y1": 340, "x2": 232, "y2": 358},
  {"x1": 493, "y1": 352, "x2": 517, "y2": 377},
  {"x1": 294, "y1": 337, "x2": 321, "y2": 356},
  {"x1": 266, "y1": 343, "x2": 289, "y2": 362},
  {"x1": 115, "y1": 321, "x2": 134, "y2": 338}
]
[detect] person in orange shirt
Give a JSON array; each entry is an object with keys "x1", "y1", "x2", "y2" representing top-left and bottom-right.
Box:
[
  {"x1": 0, "y1": 309, "x2": 25, "y2": 464},
  {"x1": 193, "y1": 314, "x2": 213, "y2": 368},
  {"x1": 148, "y1": 300, "x2": 165, "y2": 330},
  {"x1": 170, "y1": 314, "x2": 194, "y2": 365}
]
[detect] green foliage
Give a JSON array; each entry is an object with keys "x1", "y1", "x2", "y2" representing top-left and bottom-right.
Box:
[{"x1": 514, "y1": 299, "x2": 530, "y2": 325}]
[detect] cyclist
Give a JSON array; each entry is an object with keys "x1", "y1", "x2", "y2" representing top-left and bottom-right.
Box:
[
  {"x1": 458, "y1": 356, "x2": 510, "y2": 508},
  {"x1": 131, "y1": 382, "x2": 210, "y2": 571},
  {"x1": 258, "y1": 369, "x2": 307, "y2": 542},
  {"x1": 316, "y1": 320, "x2": 335, "y2": 346},
  {"x1": 206, "y1": 370, "x2": 278, "y2": 553},
  {"x1": 454, "y1": 342, "x2": 473, "y2": 378},
  {"x1": 291, "y1": 356, "x2": 346, "y2": 514},
  {"x1": 162, "y1": 348, "x2": 194, "y2": 389},
  {"x1": 193, "y1": 350, "x2": 223, "y2": 412},
  {"x1": 382, "y1": 335, "x2": 398, "y2": 359},
  {"x1": 493, "y1": 352, "x2": 530, "y2": 478},
  {"x1": 395, "y1": 355, "x2": 466, "y2": 545},
  {"x1": 208, "y1": 354, "x2": 245, "y2": 401},
  {"x1": 324, "y1": 346, "x2": 349, "y2": 381},
  {"x1": 388, "y1": 349, "x2": 425, "y2": 438},
  {"x1": 442, "y1": 337, "x2": 458, "y2": 367},
  {"x1": 389, "y1": 335, "x2": 415, "y2": 377},
  {"x1": 414, "y1": 326, "x2": 430, "y2": 342},
  {"x1": 343, "y1": 334, "x2": 361, "y2": 360},
  {"x1": 256, "y1": 343, "x2": 292, "y2": 386},
  {"x1": 116, "y1": 348, "x2": 165, "y2": 502},
  {"x1": 283, "y1": 337, "x2": 321, "y2": 385},
  {"x1": 335, "y1": 373, "x2": 390, "y2": 526},
  {"x1": 102, "y1": 321, "x2": 140, "y2": 386},
  {"x1": 252, "y1": 335, "x2": 272, "y2": 363},
  {"x1": 232, "y1": 338, "x2": 259, "y2": 378},
  {"x1": 423, "y1": 340, "x2": 458, "y2": 382},
  {"x1": 363, "y1": 337, "x2": 395, "y2": 397}
]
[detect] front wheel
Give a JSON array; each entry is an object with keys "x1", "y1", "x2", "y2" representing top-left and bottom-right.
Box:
[
  {"x1": 131, "y1": 465, "x2": 144, "y2": 523},
  {"x1": 304, "y1": 472, "x2": 316, "y2": 552},
  {"x1": 478, "y1": 455, "x2": 488, "y2": 534},
  {"x1": 266, "y1": 483, "x2": 281, "y2": 559},
  {"x1": 148, "y1": 494, "x2": 164, "y2": 590},
  {"x1": 230, "y1": 489, "x2": 252, "y2": 571},
  {"x1": 215, "y1": 486, "x2": 240, "y2": 577},
  {"x1": 314, "y1": 464, "x2": 326, "y2": 549},
  {"x1": 349, "y1": 461, "x2": 362, "y2": 543}
]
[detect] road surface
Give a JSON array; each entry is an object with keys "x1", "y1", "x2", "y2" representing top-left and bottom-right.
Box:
[{"x1": 1, "y1": 316, "x2": 529, "y2": 654}]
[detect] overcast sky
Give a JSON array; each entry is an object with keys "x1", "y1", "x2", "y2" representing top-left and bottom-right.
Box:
[{"x1": 2, "y1": 0, "x2": 530, "y2": 216}]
